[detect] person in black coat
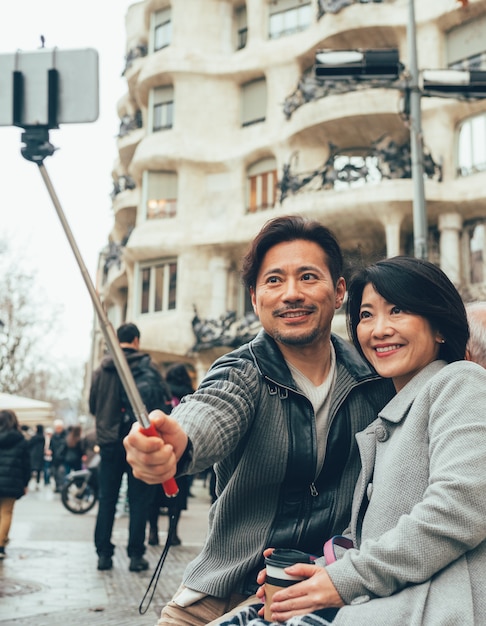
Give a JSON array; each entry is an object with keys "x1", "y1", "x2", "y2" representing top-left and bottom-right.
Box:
[
  {"x1": 147, "y1": 363, "x2": 194, "y2": 547},
  {"x1": 49, "y1": 419, "x2": 67, "y2": 492},
  {"x1": 0, "y1": 409, "x2": 31, "y2": 559},
  {"x1": 89, "y1": 322, "x2": 173, "y2": 573},
  {"x1": 28, "y1": 424, "x2": 46, "y2": 489}
]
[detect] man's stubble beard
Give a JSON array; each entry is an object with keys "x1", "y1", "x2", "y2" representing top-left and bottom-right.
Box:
[{"x1": 272, "y1": 325, "x2": 321, "y2": 347}]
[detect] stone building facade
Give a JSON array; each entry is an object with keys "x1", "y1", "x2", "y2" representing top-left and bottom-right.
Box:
[{"x1": 94, "y1": 0, "x2": 486, "y2": 379}]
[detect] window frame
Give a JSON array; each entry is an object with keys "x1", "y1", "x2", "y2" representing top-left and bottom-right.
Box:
[
  {"x1": 235, "y1": 5, "x2": 248, "y2": 50},
  {"x1": 152, "y1": 8, "x2": 172, "y2": 52},
  {"x1": 241, "y1": 78, "x2": 267, "y2": 127},
  {"x1": 457, "y1": 113, "x2": 486, "y2": 177},
  {"x1": 137, "y1": 259, "x2": 177, "y2": 315},
  {"x1": 151, "y1": 85, "x2": 174, "y2": 132},
  {"x1": 268, "y1": 1, "x2": 312, "y2": 40},
  {"x1": 246, "y1": 157, "x2": 277, "y2": 212},
  {"x1": 144, "y1": 170, "x2": 178, "y2": 220}
]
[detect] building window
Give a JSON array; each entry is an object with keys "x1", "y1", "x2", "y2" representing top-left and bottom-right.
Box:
[
  {"x1": 246, "y1": 157, "x2": 277, "y2": 212},
  {"x1": 447, "y1": 13, "x2": 486, "y2": 70},
  {"x1": 235, "y1": 6, "x2": 248, "y2": 50},
  {"x1": 145, "y1": 171, "x2": 178, "y2": 219},
  {"x1": 241, "y1": 78, "x2": 266, "y2": 126},
  {"x1": 269, "y1": 0, "x2": 312, "y2": 40},
  {"x1": 457, "y1": 114, "x2": 486, "y2": 177},
  {"x1": 139, "y1": 260, "x2": 177, "y2": 314},
  {"x1": 153, "y1": 8, "x2": 172, "y2": 51},
  {"x1": 152, "y1": 86, "x2": 174, "y2": 131}
]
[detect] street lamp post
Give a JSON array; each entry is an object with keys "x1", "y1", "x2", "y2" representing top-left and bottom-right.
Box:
[{"x1": 315, "y1": 1, "x2": 486, "y2": 261}]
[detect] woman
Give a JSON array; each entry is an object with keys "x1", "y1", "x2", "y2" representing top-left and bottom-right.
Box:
[
  {"x1": 218, "y1": 257, "x2": 486, "y2": 625},
  {"x1": 0, "y1": 410, "x2": 31, "y2": 559},
  {"x1": 28, "y1": 424, "x2": 46, "y2": 489}
]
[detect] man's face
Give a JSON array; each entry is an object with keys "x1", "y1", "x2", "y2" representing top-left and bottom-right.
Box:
[{"x1": 251, "y1": 239, "x2": 345, "y2": 351}]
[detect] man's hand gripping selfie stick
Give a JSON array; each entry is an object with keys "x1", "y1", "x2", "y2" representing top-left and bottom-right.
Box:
[{"x1": 15, "y1": 133, "x2": 178, "y2": 497}]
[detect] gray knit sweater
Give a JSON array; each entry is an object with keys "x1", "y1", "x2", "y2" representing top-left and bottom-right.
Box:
[{"x1": 173, "y1": 330, "x2": 394, "y2": 598}]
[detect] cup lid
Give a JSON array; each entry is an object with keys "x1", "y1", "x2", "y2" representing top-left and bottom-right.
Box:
[{"x1": 265, "y1": 548, "x2": 313, "y2": 568}]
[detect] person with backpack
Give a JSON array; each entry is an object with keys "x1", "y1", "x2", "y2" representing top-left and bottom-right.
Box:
[{"x1": 89, "y1": 322, "x2": 172, "y2": 573}]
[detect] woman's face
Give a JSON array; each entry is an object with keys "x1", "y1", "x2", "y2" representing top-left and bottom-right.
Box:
[{"x1": 357, "y1": 283, "x2": 442, "y2": 392}]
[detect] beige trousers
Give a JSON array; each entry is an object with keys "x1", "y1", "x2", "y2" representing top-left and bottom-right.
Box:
[
  {"x1": 157, "y1": 586, "x2": 258, "y2": 626},
  {"x1": 0, "y1": 497, "x2": 15, "y2": 547}
]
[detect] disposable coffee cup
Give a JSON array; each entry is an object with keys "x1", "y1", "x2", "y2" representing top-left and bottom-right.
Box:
[{"x1": 264, "y1": 549, "x2": 314, "y2": 621}]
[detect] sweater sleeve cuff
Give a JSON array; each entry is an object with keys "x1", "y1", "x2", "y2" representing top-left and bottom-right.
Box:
[{"x1": 176, "y1": 438, "x2": 193, "y2": 475}]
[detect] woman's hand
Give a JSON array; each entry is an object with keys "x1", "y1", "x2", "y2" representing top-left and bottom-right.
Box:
[{"x1": 261, "y1": 563, "x2": 344, "y2": 623}]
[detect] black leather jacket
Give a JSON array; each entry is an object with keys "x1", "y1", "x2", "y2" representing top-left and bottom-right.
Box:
[{"x1": 174, "y1": 330, "x2": 395, "y2": 597}]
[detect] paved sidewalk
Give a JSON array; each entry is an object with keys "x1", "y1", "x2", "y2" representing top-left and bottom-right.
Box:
[{"x1": 0, "y1": 478, "x2": 212, "y2": 626}]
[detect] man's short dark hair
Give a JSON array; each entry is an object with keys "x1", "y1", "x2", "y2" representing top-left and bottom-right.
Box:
[
  {"x1": 117, "y1": 322, "x2": 140, "y2": 344},
  {"x1": 241, "y1": 215, "x2": 343, "y2": 291}
]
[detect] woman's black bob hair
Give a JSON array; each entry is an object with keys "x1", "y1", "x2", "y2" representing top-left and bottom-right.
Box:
[{"x1": 346, "y1": 256, "x2": 469, "y2": 364}]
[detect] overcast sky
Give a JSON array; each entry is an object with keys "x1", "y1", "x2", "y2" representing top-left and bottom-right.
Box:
[{"x1": 0, "y1": 0, "x2": 135, "y2": 363}]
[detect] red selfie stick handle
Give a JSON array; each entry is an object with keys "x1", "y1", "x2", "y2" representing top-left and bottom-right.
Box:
[{"x1": 140, "y1": 422, "x2": 179, "y2": 497}]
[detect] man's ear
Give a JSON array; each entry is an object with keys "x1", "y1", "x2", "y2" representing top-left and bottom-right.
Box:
[
  {"x1": 250, "y1": 287, "x2": 258, "y2": 316},
  {"x1": 465, "y1": 347, "x2": 472, "y2": 361},
  {"x1": 335, "y1": 277, "x2": 346, "y2": 310}
]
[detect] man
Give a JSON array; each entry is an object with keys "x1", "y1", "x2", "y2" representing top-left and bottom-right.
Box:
[
  {"x1": 124, "y1": 215, "x2": 394, "y2": 624},
  {"x1": 466, "y1": 301, "x2": 486, "y2": 367},
  {"x1": 49, "y1": 419, "x2": 66, "y2": 493},
  {"x1": 90, "y1": 322, "x2": 172, "y2": 572}
]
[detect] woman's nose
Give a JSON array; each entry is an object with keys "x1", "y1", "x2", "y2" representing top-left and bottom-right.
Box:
[{"x1": 371, "y1": 315, "x2": 392, "y2": 337}]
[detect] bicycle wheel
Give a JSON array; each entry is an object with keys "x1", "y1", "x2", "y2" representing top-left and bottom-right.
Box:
[{"x1": 61, "y1": 475, "x2": 97, "y2": 514}]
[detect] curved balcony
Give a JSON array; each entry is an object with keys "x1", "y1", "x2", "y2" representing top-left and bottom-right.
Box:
[
  {"x1": 112, "y1": 187, "x2": 139, "y2": 239},
  {"x1": 117, "y1": 127, "x2": 145, "y2": 169},
  {"x1": 130, "y1": 88, "x2": 408, "y2": 176},
  {"x1": 134, "y1": 5, "x2": 406, "y2": 105}
]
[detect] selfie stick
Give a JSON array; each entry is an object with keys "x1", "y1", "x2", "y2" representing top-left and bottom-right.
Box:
[{"x1": 13, "y1": 68, "x2": 178, "y2": 498}]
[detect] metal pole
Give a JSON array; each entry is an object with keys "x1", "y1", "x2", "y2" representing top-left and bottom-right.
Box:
[
  {"x1": 37, "y1": 162, "x2": 150, "y2": 427},
  {"x1": 37, "y1": 161, "x2": 178, "y2": 497},
  {"x1": 407, "y1": 0, "x2": 428, "y2": 260}
]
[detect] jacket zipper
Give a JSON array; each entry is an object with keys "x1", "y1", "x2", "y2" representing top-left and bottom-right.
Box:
[{"x1": 264, "y1": 375, "x2": 325, "y2": 498}]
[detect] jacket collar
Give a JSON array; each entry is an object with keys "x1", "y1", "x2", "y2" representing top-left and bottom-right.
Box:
[
  {"x1": 378, "y1": 360, "x2": 447, "y2": 425},
  {"x1": 248, "y1": 329, "x2": 381, "y2": 390}
]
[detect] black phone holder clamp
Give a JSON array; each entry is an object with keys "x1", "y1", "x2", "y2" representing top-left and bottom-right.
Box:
[
  {"x1": 13, "y1": 63, "x2": 59, "y2": 164},
  {"x1": 20, "y1": 126, "x2": 57, "y2": 164}
]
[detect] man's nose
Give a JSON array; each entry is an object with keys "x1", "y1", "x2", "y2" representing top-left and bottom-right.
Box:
[{"x1": 283, "y1": 278, "x2": 303, "y2": 301}]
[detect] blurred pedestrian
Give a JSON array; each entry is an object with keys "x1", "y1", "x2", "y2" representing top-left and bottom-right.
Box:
[
  {"x1": 28, "y1": 424, "x2": 46, "y2": 490},
  {"x1": 20, "y1": 424, "x2": 32, "y2": 440},
  {"x1": 466, "y1": 301, "x2": 486, "y2": 368},
  {"x1": 43, "y1": 427, "x2": 53, "y2": 486},
  {"x1": 147, "y1": 363, "x2": 194, "y2": 547},
  {"x1": 89, "y1": 322, "x2": 172, "y2": 573},
  {"x1": 82, "y1": 428, "x2": 98, "y2": 467},
  {"x1": 49, "y1": 419, "x2": 67, "y2": 492},
  {"x1": 64, "y1": 425, "x2": 84, "y2": 474},
  {"x1": 0, "y1": 409, "x2": 31, "y2": 559}
]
